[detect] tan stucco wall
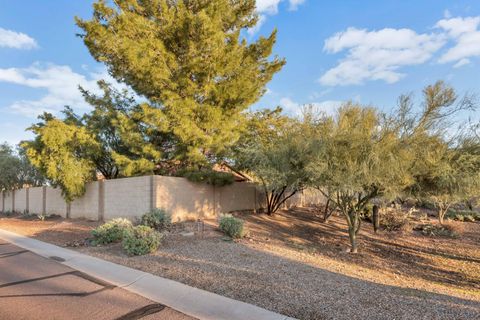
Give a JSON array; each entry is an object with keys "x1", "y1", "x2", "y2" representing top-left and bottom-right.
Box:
[
  {"x1": 1, "y1": 176, "x2": 324, "y2": 221},
  {"x1": 154, "y1": 176, "x2": 216, "y2": 222},
  {"x1": 45, "y1": 187, "x2": 66, "y2": 217},
  {"x1": 29, "y1": 187, "x2": 44, "y2": 214},
  {"x1": 71, "y1": 181, "x2": 99, "y2": 220},
  {"x1": 217, "y1": 182, "x2": 258, "y2": 213},
  {"x1": 104, "y1": 176, "x2": 151, "y2": 221},
  {"x1": 3, "y1": 191, "x2": 13, "y2": 212},
  {"x1": 14, "y1": 189, "x2": 28, "y2": 213}
]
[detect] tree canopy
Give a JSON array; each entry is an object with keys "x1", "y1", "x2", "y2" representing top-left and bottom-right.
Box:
[
  {"x1": 0, "y1": 143, "x2": 45, "y2": 191},
  {"x1": 22, "y1": 116, "x2": 100, "y2": 202},
  {"x1": 76, "y1": 0, "x2": 285, "y2": 170}
]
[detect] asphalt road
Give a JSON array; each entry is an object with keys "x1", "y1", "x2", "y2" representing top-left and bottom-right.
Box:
[{"x1": 0, "y1": 241, "x2": 196, "y2": 320}]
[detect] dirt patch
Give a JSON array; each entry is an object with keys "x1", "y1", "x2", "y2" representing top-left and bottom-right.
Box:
[
  {"x1": 0, "y1": 213, "x2": 98, "y2": 246},
  {"x1": 0, "y1": 209, "x2": 479, "y2": 320}
]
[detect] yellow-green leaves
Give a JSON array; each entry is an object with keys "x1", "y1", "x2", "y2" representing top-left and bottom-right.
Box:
[{"x1": 23, "y1": 118, "x2": 99, "y2": 202}]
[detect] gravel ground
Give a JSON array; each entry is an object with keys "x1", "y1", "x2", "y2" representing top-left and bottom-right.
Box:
[{"x1": 1, "y1": 210, "x2": 479, "y2": 320}]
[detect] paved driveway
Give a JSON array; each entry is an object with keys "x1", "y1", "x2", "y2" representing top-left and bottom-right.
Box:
[{"x1": 0, "y1": 241, "x2": 195, "y2": 320}]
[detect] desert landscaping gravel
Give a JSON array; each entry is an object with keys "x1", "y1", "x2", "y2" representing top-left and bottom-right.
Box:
[{"x1": 1, "y1": 209, "x2": 479, "y2": 320}]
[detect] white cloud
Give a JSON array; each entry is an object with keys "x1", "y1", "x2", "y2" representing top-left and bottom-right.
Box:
[
  {"x1": 320, "y1": 27, "x2": 446, "y2": 86},
  {"x1": 288, "y1": 0, "x2": 305, "y2": 11},
  {"x1": 453, "y1": 58, "x2": 470, "y2": 68},
  {"x1": 0, "y1": 27, "x2": 37, "y2": 49},
  {"x1": 256, "y1": 0, "x2": 282, "y2": 15},
  {"x1": 250, "y1": 0, "x2": 305, "y2": 34},
  {"x1": 280, "y1": 97, "x2": 342, "y2": 116},
  {"x1": 0, "y1": 62, "x2": 124, "y2": 117},
  {"x1": 436, "y1": 16, "x2": 480, "y2": 64}
]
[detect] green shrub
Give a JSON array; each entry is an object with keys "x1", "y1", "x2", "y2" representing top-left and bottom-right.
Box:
[
  {"x1": 219, "y1": 214, "x2": 246, "y2": 238},
  {"x1": 360, "y1": 204, "x2": 373, "y2": 222},
  {"x1": 91, "y1": 218, "x2": 133, "y2": 245},
  {"x1": 181, "y1": 170, "x2": 234, "y2": 187},
  {"x1": 417, "y1": 200, "x2": 436, "y2": 210},
  {"x1": 380, "y1": 210, "x2": 410, "y2": 232},
  {"x1": 141, "y1": 208, "x2": 172, "y2": 231},
  {"x1": 464, "y1": 215, "x2": 476, "y2": 222},
  {"x1": 122, "y1": 226, "x2": 163, "y2": 256},
  {"x1": 454, "y1": 214, "x2": 465, "y2": 222},
  {"x1": 417, "y1": 223, "x2": 459, "y2": 238}
]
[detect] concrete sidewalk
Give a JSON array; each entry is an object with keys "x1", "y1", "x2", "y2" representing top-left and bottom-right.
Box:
[
  {"x1": 0, "y1": 240, "x2": 194, "y2": 320},
  {"x1": 0, "y1": 228, "x2": 295, "y2": 320}
]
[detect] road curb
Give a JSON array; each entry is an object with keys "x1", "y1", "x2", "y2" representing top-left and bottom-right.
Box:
[{"x1": 0, "y1": 228, "x2": 295, "y2": 320}]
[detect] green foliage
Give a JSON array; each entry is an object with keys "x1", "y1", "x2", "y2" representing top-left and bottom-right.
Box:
[
  {"x1": 0, "y1": 143, "x2": 45, "y2": 190},
  {"x1": 91, "y1": 218, "x2": 133, "y2": 245},
  {"x1": 219, "y1": 214, "x2": 246, "y2": 238},
  {"x1": 402, "y1": 82, "x2": 480, "y2": 224},
  {"x1": 62, "y1": 81, "x2": 141, "y2": 179},
  {"x1": 307, "y1": 103, "x2": 413, "y2": 252},
  {"x1": 181, "y1": 170, "x2": 234, "y2": 187},
  {"x1": 23, "y1": 115, "x2": 100, "y2": 202},
  {"x1": 417, "y1": 223, "x2": 459, "y2": 238},
  {"x1": 141, "y1": 209, "x2": 172, "y2": 231},
  {"x1": 122, "y1": 226, "x2": 163, "y2": 256},
  {"x1": 234, "y1": 110, "x2": 312, "y2": 214},
  {"x1": 76, "y1": 0, "x2": 285, "y2": 169},
  {"x1": 380, "y1": 210, "x2": 411, "y2": 232}
]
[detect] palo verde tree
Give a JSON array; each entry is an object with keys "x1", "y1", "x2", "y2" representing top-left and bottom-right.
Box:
[
  {"x1": 22, "y1": 115, "x2": 100, "y2": 202},
  {"x1": 397, "y1": 81, "x2": 478, "y2": 224},
  {"x1": 410, "y1": 139, "x2": 480, "y2": 224},
  {"x1": 76, "y1": 0, "x2": 285, "y2": 171},
  {"x1": 308, "y1": 104, "x2": 413, "y2": 253},
  {"x1": 233, "y1": 108, "x2": 312, "y2": 215}
]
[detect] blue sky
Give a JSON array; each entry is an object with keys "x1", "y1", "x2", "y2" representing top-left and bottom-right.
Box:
[{"x1": 1, "y1": 0, "x2": 479, "y2": 145}]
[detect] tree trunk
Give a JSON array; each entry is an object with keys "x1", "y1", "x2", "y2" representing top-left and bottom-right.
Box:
[
  {"x1": 439, "y1": 208, "x2": 445, "y2": 224},
  {"x1": 348, "y1": 226, "x2": 358, "y2": 253},
  {"x1": 323, "y1": 199, "x2": 333, "y2": 222},
  {"x1": 346, "y1": 210, "x2": 360, "y2": 253},
  {"x1": 438, "y1": 203, "x2": 450, "y2": 225},
  {"x1": 372, "y1": 204, "x2": 379, "y2": 233}
]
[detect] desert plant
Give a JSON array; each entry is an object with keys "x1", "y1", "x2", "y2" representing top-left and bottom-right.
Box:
[
  {"x1": 219, "y1": 214, "x2": 246, "y2": 239},
  {"x1": 372, "y1": 205, "x2": 380, "y2": 233},
  {"x1": 91, "y1": 218, "x2": 133, "y2": 245},
  {"x1": 464, "y1": 215, "x2": 476, "y2": 222},
  {"x1": 417, "y1": 223, "x2": 459, "y2": 238},
  {"x1": 141, "y1": 208, "x2": 172, "y2": 231},
  {"x1": 122, "y1": 225, "x2": 162, "y2": 256},
  {"x1": 454, "y1": 214, "x2": 465, "y2": 222},
  {"x1": 380, "y1": 209, "x2": 410, "y2": 232}
]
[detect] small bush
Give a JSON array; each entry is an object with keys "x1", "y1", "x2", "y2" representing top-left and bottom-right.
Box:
[
  {"x1": 454, "y1": 214, "x2": 465, "y2": 222},
  {"x1": 360, "y1": 204, "x2": 373, "y2": 222},
  {"x1": 141, "y1": 208, "x2": 172, "y2": 231},
  {"x1": 219, "y1": 214, "x2": 246, "y2": 238},
  {"x1": 122, "y1": 226, "x2": 163, "y2": 256},
  {"x1": 380, "y1": 209, "x2": 410, "y2": 232},
  {"x1": 91, "y1": 218, "x2": 133, "y2": 245},
  {"x1": 417, "y1": 223, "x2": 459, "y2": 238},
  {"x1": 181, "y1": 170, "x2": 235, "y2": 187},
  {"x1": 464, "y1": 215, "x2": 476, "y2": 222}
]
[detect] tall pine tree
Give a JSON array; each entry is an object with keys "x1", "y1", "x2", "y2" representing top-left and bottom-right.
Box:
[{"x1": 76, "y1": 0, "x2": 285, "y2": 171}]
